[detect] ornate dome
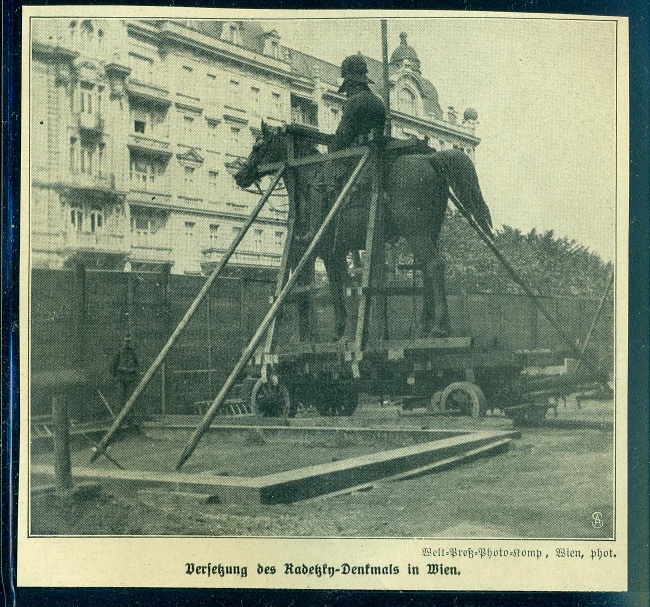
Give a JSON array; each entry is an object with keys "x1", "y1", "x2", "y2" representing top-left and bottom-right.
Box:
[
  {"x1": 390, "y1": 32, "x2": 420, "y2": 70},
  {"x1": 463, "y1": 107, "x2": 479, "y2": 122}
]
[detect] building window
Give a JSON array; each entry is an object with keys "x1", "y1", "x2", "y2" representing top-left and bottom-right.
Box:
[
  {"x1": 69, "y1": 21, "x2": 77, "y2": 43},
  {"x1": 206, "y1": 120, "x2": 218, "y2": 148},
  {"x1": 80, "y1": 20, "x2": 94, "y2": 43},
  {"x1": 70, "y1": 204, "x2": 83, "y2": 231},
  {"x1": 271, "y1": 92, "x2": 282, "y2": 117},
  {"x1": 229, "y1": 127, "x2": 241, "y2": 152},
  {"x1": 131, "y1": 103, "x2": 167, "y2": 138},
  {"x1": 182, "y1": 116, "x2": 194, "y2": 142},
  {"x1": 79, "y1": 82, "x2": 93, "y2": 115},
  {"x1": 274, "y1": 230, "x2": 284, "y2": 249},
  {"x1": 397, "y1": 88, "x2": 417, "y2": 115},
  {"x1": 97, "y1": 143, "x2": 105, "y2": 176},
  {"x1": 184, "y1": 221, "x2": 195, "y2": 253},
  {"x1": 131, "y1": 208, "x2": 165, "y2": 246},
  {"x1": 130, "y1": 155, "x2": 164, "y2": 189},
  {"x1": 80, "y1": 141, "x2": 94, "y2": 175},
  {"x1": 254, "y1": 228, "x2": 263, "y2": 254},
  {"x1": 69, "y1": 137, "x2": 77, "y2": 173},
  {"x1": 132, "y1": 212, "x2": 152, "y2": 237},
  {"x1": 209, "y1": 223, "x2": 219, "y2": 247},
  {"x1": 291, "y1": 94, "x2": 318, "y2": 127},
  {"x1": 97, "y1": 86, "x2": 103, "y2": 116},
  {"x1": 208, "y1": 170, "x2": 219, "y2": 190},
  {"x1": 225, "y1": 23, "x2": 240, "y2": 45},
  {"x1": 250, "y1": 87, "x2": 261, "y2": 116},
  {"x1": 183, "y1": 166, "x2": 195, "y2": 195},
  {"x1": 330, "y1": 107, "x2": 340, "y2": 130},
  {"x1": 90, "y1": 206, "x2": 103, "y2": 232},
  {"x1": 270, "y1": 40, "x2": 279, "y2": 59},
  {"x1": 226, "y1": 80, "x2": 240, "y2": 109},
  {"x1": 206, "y1": 73, "x2": 217, "y2": 99}
]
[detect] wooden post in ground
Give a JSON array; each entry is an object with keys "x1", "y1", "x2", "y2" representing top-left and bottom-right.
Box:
[{"x1": 52, "y1": 395, "x2": 73, "y2": 494}]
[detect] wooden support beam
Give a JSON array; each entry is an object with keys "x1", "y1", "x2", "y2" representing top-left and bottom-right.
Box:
[
  {"x1": 261, "y1": 141, "x2": 299, "y2": 382},
  {"x1": 448, "y1": 188, "x2": 599, "y2": 371},
  {"x1": 52, "y1": 395, "x2": 73, "y2": 494},
  {"x1": 35, "y1": 428, "x2": 518, "y2": 505},
  {"x1": 353, "y1": 147, "x2": 385, "y2": 376},
  {"x1": 90, "y1": 167, "x2": 286, "y2": 463},
  {"x1": 176, "y1": 151, "x2": 371, "y2": 470},
  {"x1": 259, "y1": 145, "x2": 367, "y2": 174}
]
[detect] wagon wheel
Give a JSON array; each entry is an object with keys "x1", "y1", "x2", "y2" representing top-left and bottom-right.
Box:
[
  {"x1": 440, "y1": 382, "x2": 486, "y2": 418},
  {"x1": 314, "y1": 383, "x2": 359, "y2": 417},
  {"x1": 250, "y1": 378, "x2": 293, "y2": 417}
]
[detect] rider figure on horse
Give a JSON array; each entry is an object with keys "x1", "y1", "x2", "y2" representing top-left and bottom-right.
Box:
[
  {"x1": 330, "y1": 54, "x2": 386, "y2": 151},
  {"x1": 302, "y1": 55, "x2": 387, "y2": 243}
]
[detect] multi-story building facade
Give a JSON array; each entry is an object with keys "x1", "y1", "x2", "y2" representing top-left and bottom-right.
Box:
[{"x1": 30, "y1": 19, "x2": 481, "y2": 274}]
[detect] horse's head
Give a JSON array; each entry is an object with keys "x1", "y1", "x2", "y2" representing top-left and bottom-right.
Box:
[{"x1": 234, "y1": 121, "x2": 286, "y2": 189}]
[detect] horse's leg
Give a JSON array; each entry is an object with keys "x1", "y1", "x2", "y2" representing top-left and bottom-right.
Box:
[
  {"x1": 389, "y1": 156, "x2": 450, "y2": 338},
  {"x1": 323, "y1": 251, "x2": 349, "y2": 340},
  {"x1": 409, "y1": 237, "x2": 449, "y2": 337},
  {"x1": 286, "y1": 238, "x2": 314, "y2": 342},
  {"x1": 429, "y1": 252, "x2": 450, "y2": 336}
]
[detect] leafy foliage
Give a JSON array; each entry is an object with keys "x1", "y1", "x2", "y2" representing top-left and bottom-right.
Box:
[{"x1": 390, "y1": 210, "x2": 613, "y2": 298}]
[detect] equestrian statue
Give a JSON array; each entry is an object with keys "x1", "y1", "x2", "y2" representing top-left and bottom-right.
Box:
[{"x1": 234, "y1": 55, "x2": 493, "y2": 340}]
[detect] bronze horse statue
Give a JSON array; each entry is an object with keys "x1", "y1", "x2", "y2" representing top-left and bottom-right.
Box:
[{"x1": 234, "y1": 122, "x2": 493, "y2": 340}]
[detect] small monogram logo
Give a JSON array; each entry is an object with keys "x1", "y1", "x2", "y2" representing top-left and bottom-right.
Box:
[{"x1": 592, "y1": 512, "x2": 604, "y2": 528}]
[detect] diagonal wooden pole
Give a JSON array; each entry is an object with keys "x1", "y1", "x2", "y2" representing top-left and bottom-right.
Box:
[
  {"x1": 573, "y1": 271, "x2": 614, "y2": 375},
  {"x1": 381, "y1": 20, "x2": 392, "y2": 137},
  {"x1": 448, "y1": 188, "x2": 601, "y2": 370},
  {"x1": 90, "y1": 167, "x2": 286, "y2": 463},
  {"x1": 176, "y1": 150, "x2": 371, "y2": 470}
]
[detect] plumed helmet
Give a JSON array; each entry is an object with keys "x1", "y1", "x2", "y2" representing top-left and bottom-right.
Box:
[{"x1": 339, "y1": 54, "x2": 373, "y2": 92}]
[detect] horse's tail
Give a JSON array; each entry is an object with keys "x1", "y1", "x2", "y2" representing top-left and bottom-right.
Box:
[{"x1": 430, "y1": 149, "x2": 494, "y2": 237}]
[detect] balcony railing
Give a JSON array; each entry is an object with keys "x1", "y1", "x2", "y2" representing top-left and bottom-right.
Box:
[
  {"x1": 33, "y1": 230, "x2": 128, "y2": 256},
  {"x1": 78, "y1": 112, "x2": 104, "y2": 133},
  {"x1": 67, "y1": 172, "x2": 116, "y2": 192},
  {"x1": 128, "y1": 178, "x2": 172, "y2": 206},
  {"x1": 290, "y1": 112, "x2": 319, "y2": 128},
  {"x1": 125, "y1": 79, "x2": 172, "y2": 106},
  {"x1": 65, "y1": 231, "x2": 128, "y2": 254},
  {"x1": 130, "y1": 233, "x2": 173, "y2": 263},
  {"x1": 201, "y1": 247, "x2": 281, "y2": 268},
  {"x1": 128, "y1": 133, "x2": 173, "y2": 157}
]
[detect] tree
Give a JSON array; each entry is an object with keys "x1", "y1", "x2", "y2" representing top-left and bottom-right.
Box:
[{"x1": 389, "y1": 210, "x2": 612, "y2": 298}]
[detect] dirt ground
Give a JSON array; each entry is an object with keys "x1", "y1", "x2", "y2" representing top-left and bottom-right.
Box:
[{"x1": 30, "y1": 394, "x2": 615, "y2": 538}]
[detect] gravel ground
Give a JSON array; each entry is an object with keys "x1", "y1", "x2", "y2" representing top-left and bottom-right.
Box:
[{"x1": 30, "y1": 394, "x2": 615, "y2": 538}]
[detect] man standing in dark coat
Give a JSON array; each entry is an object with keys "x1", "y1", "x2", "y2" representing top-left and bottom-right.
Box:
[{"x1": 110, "y1": 334, "x2": 140, "y2": 426}]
